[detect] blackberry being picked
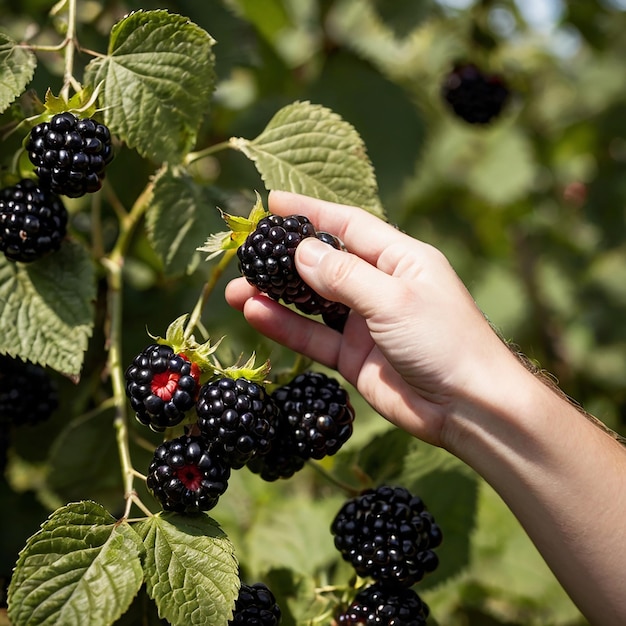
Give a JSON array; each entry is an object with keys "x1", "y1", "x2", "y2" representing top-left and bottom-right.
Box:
[
  {"x1": 146, "y1": 434, "x2": 230, "y2": 513},
  {"x1": 237, "y1": 214, "x2": 350, "y2": 331},
  {"x1": 125, "y1": 344, "x2": 201, "y2": 432},
  {"x1": 196, "y1": 377, "x2": 278, "y2": 469},
  {"x1": 336, "y1": 582, "x2": 430, "y2": 626},
  {"x1": 441, "y1": 62, "x2": 510, "y2": 124},
  {"x1": 229, "y1": 582, "x2": 282, "y2": 625},
  {"x1": 331, "y1": 485, "x2": 443, "y2": 587},
  {"x1": 26, "y1": 111, "x2": 114, "y2": 197},
  {"x1": 0, "y1": 179, "x2": 68, "y2": 263}
]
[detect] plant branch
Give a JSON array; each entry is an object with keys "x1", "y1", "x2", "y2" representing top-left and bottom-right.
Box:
[
  {"x1": 61, "y1": 0, "x2": 78, "y2": 100},
  {"x1": 184, "y1": 140, "x2": 232, "y2": 166}
]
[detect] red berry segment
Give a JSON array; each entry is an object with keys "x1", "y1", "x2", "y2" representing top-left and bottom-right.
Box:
[
  {"x1": 0, "y1": 179, "x2": 68, "y2": 263},
  {"x1": 228, "y1": 582, "x2": 282, "y2": 625},
  {"x1": 146, "y1": 435, "x2": 230, "y2": 513},
  {"x1": 124, "y1": 344, "x2": 201, "y2": 432},
  {"x1": 26, "y1": 111, "x2": 114, "y2": 198},
  {"x1": 331, "y1": 485, "x2": 443, "y2": 587},
  {"x1": 237, "y1": 214, "x2": 350, "y2": 331}
]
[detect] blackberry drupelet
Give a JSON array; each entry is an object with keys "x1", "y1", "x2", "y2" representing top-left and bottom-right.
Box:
[
  {"x1": 0, "y1": 179, "x2": 67, "y2": 263},
  {"x1": 0, "y1": 354, "x2": 58, "y2": 427},
  {"x1": 125, "y1": 344, "x2": 201, "y2": 432},
  {"x1": 331, "y1": 485, "x2": 443, "y2": 587},
  {"x1": 336, "y1": 582, "x2": 429, "y2": 626},
  {"x1": 146, "y1": 434, "x2": 230, "y2": 513},
  {"x1": 271, "y1": 371, "x2": 355, "y2": 460},
  {"x1": 442, "y1": 62, "x2": 510, "y2": 124},
  {"x1": 229, "y1": 582, "x2": 282, "y2": 625},
  {"x1": 196, "y1": 377, "x2": 278, "y2": 469},
  {"x1": 26, "y1": 111, "x2": 114, "y2": 197},
  {"x1": 237, "y1": 214, "x2": 350, "y2": 331}
]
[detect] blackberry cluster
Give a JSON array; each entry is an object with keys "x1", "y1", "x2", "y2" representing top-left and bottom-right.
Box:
[
  {"x1": 442, "y1": 62, "x2": 510, "y2": 124},
  {"x1": 26, "y1": 111, "x2": 114, "y2": 198},
  {"x1": 0, "y1": 178, "x2": 68, "y2": 263},
  {"x1": 246, "y1": 371, "x2": 354, "y2": 481},
  {"x1": 146, "y1": 435, "x2": 230, "y2": 513},
  {"x1": 124, "y1": 344, "x2": 201, "y2": 432},
  {"x1": 336, "y1": 582, "x2": 429, "y2": 626},
  {"x1": 237, "y1": 214, "x2": 350, "y2": 331},
  {"x1": 196, "y1": 377, "x2": 278, "y2": 469},
  {"x1": 331, "y1": 485, "x2": 442, "y2": 587},
  {"x1": 229, "y1": 582, "x2": 282, "y2": 625}
]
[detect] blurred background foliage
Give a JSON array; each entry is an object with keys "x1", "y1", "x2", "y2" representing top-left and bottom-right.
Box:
[{"x1": 2, "y1": 0, "x2": 626, "y2": 624}]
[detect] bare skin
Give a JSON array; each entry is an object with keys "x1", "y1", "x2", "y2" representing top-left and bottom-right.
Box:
[{"x1": 225, "y1": 190, "x2": 626, "y2": 625}]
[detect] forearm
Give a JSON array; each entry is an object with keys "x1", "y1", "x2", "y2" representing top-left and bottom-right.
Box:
[{"x1": 445, "y1": 358, "x2": 626, "y2": 625}]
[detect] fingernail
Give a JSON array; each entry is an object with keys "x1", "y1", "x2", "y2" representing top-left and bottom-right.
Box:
[{"x1": 296, "y1": 237, "x2": 330, "y2": 268}]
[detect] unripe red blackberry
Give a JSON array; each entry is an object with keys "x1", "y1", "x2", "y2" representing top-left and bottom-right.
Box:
[
  {"x1": 229, "y1": 582, "x2": 281, "y2": 625},
  {"x1": 442, "y1": 62, "x2": 510, "y2": 124},
  {"x1": 331, "y1": 485, "x2": 443, "y2": 587},
  {"x1": 146, "y1": 434, "x2": 230, "y2": 513},
  {"x1": 0, "y1": 179, "x2": 68, "y2": 263},
  {"x1": 271, "y1": 371, "x2": 355, "y2": 460},
  {"x1": 125, "y1": 344, "x2": 201, "y2": 432},
  {"x1": 26, "y1": 111, "x2": 114, "y2": 197},
  {"x1": 196, "y1": 377, "x2": 278, "y2": 469},
  {"x1": 237, "y1": 214, "x2": 350, "y2": 331},
  {"x1": 336, "y1": 582, "x2": 429, "y2": 626}
]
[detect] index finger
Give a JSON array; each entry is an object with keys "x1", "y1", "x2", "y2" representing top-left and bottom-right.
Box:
[{"x1": 268, "y1": 190, "x2": 411, "y2": 267}]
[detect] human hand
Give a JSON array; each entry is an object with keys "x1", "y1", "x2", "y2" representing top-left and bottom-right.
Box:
[{"x1": 225, "y1": 191, "x2": 527, "y2": 450}]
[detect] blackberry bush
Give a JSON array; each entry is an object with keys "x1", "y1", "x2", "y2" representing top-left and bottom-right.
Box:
[
  {"x1": 237, "y1": 214, "x2": 350, "y2": 331},
  {"x1": 229, "y1": 582, "x2": 282, "y2": 625},
  {"x1": 0, "y1": 178, "x2": 68, "y2": 263},
  {"x1": 331, "y1": 485, "x2": 443, "y2": 587},
  {"x1": 26, "y1": 111, "x2": 114, "y2": 197},
  {"x1": 196, "y1": 376, "x2": 278, "y2": 469},
  {"x1": 146, "y1": 434, "x2": 230, "y2": 513},
  {"x1": 441, "y1": 62, "x2": 510, "y2": 124},
  {"x1": 125, "y1": 343, "x2": 201, "y2": 432},
  {"x1": 336, "y1": 582, "x2": 429, "y2": 626}
]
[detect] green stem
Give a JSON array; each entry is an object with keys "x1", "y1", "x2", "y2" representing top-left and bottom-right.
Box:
[
  {"x1": 184, "y1": 248, "x2": 237, "y2": 340},
  {"x1": 183, "y1": 140, "x2": 232, "y2": 167},
  {"x1": 307, "y1": 460, "x2": 362, "y2": 497},
  {"x1": 61, "y1": 0, "x2": 78, "y2": 100}
]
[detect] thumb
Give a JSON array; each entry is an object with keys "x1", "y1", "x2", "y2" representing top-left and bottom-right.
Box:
[{"x1": 296, "y1": 237, "x2": 396, "y2": 317}]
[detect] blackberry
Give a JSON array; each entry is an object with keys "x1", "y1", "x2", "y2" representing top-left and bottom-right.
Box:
[
  {"x1": 331, "y1": 485, "x2": 443, "y2": 587},
  {"x1": 271, "y1": 371, "x2": 355, "y2": 461},
  {"x1": 336, "y1": 582, "x2": 429, "y2": 626},
  {"x1": 26, "y1": 111, "x2": 114, "y2": 197},
  {"x1": 125, "y1": 344, "x2": 201, "y2": 432},
  {"x1": 229, "y1": 582, "x2": 281, "y2": 625},
  {"x1": 0, "y1": 354, "x2": 58, "y2": 427},
  {"x1": 196, "y1": 377, "x2": 278, "y2": 469},
  {"x1": 146, "y1": 434, "x2": 230, "y2": 513},
  {"x1": 0, "y1": 179, "x2": 68, "y2": 263},
  {"x1": 442, "y1": 62, "x2": 510, "y2": 124},
  {"x1": 237, "y1": 214, "x2": 350, "y2": 331}
]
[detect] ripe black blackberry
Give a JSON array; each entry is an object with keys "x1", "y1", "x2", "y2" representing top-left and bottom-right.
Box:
[
  {"x1": 331, "y1": 485, "x2": 443, "y2": 587},
  {"x1": 0, "y1": 179, "x2": 68, "y2": 263},
  {"x1": 336, "y1": 582, "x2": 429, "y2": 626},
  {"x1": 146, "y1": 434, "x2": 230, "y2": 513},
  {"x1": 271, "y1": 371, "x2": 355, "y2": 461},
  {"x1": 26, "y1": 111, "x2": 114, "y2": 197},
  {"x1": 125, "y1": 344, "x2": 201, "y2": 432},
  {"x1": 237, "y1": 214, "x2": 350, "y2": 331},
  {"x1": 229, "y1": 582, "x2": 282, "y2": 625},
  {"x1": 0, "y1": 354, "x2": 58, "y2": 427},
  {"x1": 196, "y1": 377, "x2": 278, "y2": 469},
  {"x1": 441, "y1": 62, "x2": 510, "y2": 124}
]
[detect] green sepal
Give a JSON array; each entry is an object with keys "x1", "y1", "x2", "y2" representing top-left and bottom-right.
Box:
[
  {"x1": 214, "y1": 352, "x2": 272, "y2": 384},
  {"x1": 198, "y1": 191, "x2": 269, "y2": 260}
]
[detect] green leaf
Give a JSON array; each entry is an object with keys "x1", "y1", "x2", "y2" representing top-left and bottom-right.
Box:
[
  {"x1": 84, "y1": 10, "x2": 216, "y2": 164},
  {"x1": 146, "y1": 166, "x2": 224, "y2": 275},
  {"x1": 0, "y1": 33, "x2": 37, "y2": 114},
  {"x1": 230, "y1": 101, "x2": 385, "y2": 217},
  {"x1": 137, "y1": 512, "x2": 239, "y2": 626},
  {"x1": 0, "y1": 240, "x2": 96, "y2": 379},
  {"x1": 7, "y1": 501, "x2": 145, "y2": 626}
]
